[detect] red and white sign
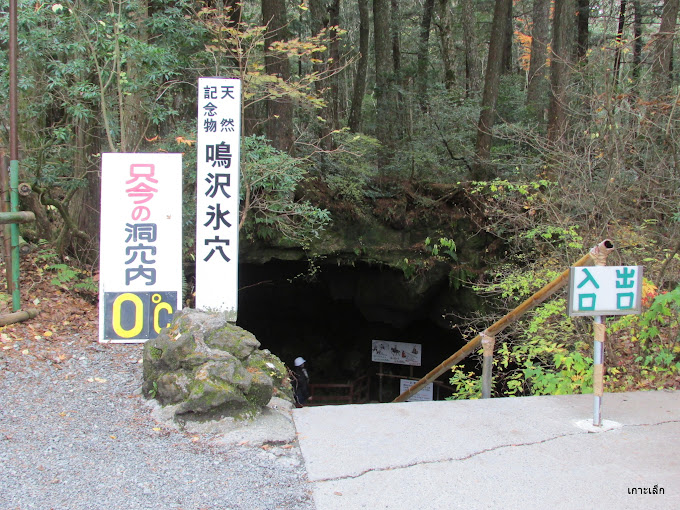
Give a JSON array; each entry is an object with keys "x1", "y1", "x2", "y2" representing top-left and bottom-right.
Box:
[{"x1": 99, "y1": 153, "x2": 183, "y2": 343}]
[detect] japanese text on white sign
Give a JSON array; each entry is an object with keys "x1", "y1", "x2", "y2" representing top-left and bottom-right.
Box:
[
  {"x1": 568, "y1": 266, "x2": 643, "y2": 316},
  {"x1": 399, "y1": 379, "x2": 434, "y2": 401},
  {"x1": 99, "y1": 153, "x2": 182, "y2": 343},
  {"x1": 195, "y1": 77, "x2": 242, "y2": 320}
]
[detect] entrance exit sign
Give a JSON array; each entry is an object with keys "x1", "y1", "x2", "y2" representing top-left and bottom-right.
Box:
[{"x1": 568, "y1": 266, "x2": 643, "y2": 316}]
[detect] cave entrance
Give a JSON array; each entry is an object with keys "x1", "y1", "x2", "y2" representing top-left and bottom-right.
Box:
[{"x1": 236, "y1": 259, "x2": 474, "y2": 403}]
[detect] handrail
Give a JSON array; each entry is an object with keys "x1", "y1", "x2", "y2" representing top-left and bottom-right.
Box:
[
  {"x1": 393, "y1": 240, "x2": 615, "y2": 403},
  {"x1": 309, "y1": 375, "x2": 370, "y2": 405}
]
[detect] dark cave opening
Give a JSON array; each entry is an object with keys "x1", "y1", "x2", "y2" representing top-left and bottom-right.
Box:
[{"x1": 236, "y1": 259, "x2": 475, "y2": 402}]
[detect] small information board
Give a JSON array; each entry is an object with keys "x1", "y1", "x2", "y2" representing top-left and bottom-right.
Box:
[
  {"x1": 371, "y1": 340, "x2": 422, "y2": 366},
  {"x1": 568, "y1": 266, "x2": 643, "y2": 316},
  {"x1": 399, "y1": 379, "x2": 433, "y2": 402}
]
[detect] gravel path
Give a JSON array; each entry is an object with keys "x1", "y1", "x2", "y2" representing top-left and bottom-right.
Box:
[{"x1": 0, "y1": 337, "x2": 315, "y2": 510}]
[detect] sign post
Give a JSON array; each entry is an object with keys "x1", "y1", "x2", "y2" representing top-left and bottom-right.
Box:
[
  {"x1": 372, "y1": 340, "x2": 423, "y2": 402},
  {"x1": 568, "y1": 264, "x2": 642, "y2": 425},
  {"x1": 195, "y1": 77, "x2": 242, "y2": 320}
]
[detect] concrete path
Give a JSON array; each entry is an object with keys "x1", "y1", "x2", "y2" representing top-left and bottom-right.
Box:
[{"x1": 292, "y1": 391, "x2": 679, "y2": 510}]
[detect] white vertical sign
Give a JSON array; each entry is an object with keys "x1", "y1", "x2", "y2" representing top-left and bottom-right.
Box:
[
  {"x1": 99, "y1": 153, "x2": 183, "y2": 343},
  {"x1": 195, "y1": 77, "x2": 242, "y2": 320}
]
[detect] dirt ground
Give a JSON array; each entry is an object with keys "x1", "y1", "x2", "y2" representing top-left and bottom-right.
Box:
[{"x1": 0, "y1": 249, "x2": 103, "y2": 367}]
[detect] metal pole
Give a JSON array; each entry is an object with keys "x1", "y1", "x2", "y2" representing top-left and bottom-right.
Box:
[
  {"x1": 10, "y1": 161, "x2": 20, "y2": 311},
  {"x1": 0, "y1": 154, "x2": 13, "y2": 298},
  {"x1": 9, "y1": 0, "x2": 21, "y2": 312},
  {"x1": 481, "y1": 333, "x2": 495, "y2": 399},
  {"x1": 590, "y1": 240, "x2": 614, "y2": 427},
  {"x1": 9, "y1": 0, "x2": 18, "y2": 161},
  {"x1": 0, "y1": 211, "x2": 35, "y2": 224},
  {"x1": 593, "y1": 316, "x2": 605, "y2": 426}
]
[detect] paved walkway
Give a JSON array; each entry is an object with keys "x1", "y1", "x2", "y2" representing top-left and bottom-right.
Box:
[{"x1": 292, "y1": 391, "x2": 679, "y2": 510}]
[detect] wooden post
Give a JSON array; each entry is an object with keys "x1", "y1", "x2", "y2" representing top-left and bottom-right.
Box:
[
  {"x1": 481, "y1": 332, "x2": 495, "y2": 399},
  {"x1": 0, "y1": 308, "x2": 38, "y2": 326}
]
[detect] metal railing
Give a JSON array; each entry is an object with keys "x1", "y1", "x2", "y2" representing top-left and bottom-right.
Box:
[{"x1": 309, "y1": 375, "x2": 370, "y2": 405}]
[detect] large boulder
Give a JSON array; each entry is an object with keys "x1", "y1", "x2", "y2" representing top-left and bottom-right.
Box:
[{"x1": 142, "y1": 309, "x2": 293, "y2": 422}]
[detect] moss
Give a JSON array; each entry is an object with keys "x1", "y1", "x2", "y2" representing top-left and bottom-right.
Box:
[{"x1": 149, "y1": 346, "x2": 163, "y2": 360}]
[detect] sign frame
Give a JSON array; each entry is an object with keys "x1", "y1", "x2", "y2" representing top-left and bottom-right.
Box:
[{"x1": 568, "y1": 266, "x2": 643, "y2": 317}]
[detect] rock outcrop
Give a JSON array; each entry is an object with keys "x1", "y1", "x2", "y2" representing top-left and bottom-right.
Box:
[{"x1": 142, "y1": 309, "x2": 292, "y2": 422}]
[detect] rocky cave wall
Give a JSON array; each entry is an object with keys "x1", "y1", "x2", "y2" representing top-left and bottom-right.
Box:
[{"x1": 234, "y1": 191, "x2": 492, "y2": 396}]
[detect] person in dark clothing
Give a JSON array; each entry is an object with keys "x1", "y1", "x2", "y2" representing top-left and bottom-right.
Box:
[{"x1": 292, "y1": 356, "x2": 311, "y2": 407}]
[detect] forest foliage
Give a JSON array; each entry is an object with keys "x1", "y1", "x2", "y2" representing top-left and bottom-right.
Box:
[{"x1": 1, "y1": 0, "x2": 679, "y2": 395}]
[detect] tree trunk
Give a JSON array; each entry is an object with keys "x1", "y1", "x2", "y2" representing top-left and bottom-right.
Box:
[
  {"x1": 501, "y1": 0, "x2": 513, "y2": 74},
  {"x1": 329, "y1": 0, "x2": 341, "y2": 131},
  {"x1": 526, "y1": 0, "x2": 550, "y2": 122},
  {"x1": 348, "y1": 0, "x2": 369, "y2": 132},
  {"x1": 374, "y1": 0, "x2": 393, "y2": 170},
  {"x1": 437, "y1": 0, "x2": 457, "y2": 90},
  {"x1": 461, "y1": 0, "x2": 481, "y2": 98},
  {"x1": 473, "y1": 0, "x2": 512, "y2": 180},
  {"x1": 390, "y1": 0, "x2": 401, "y2": 75},
  {"x1": 547, "y1": 0, "x2": 575, "y2": 143},
  {"x1": 71, "y1": 117, "x2": 101, "y2": 263},
  {"x1": 651, "y1": 0, "x2": 679, "y2": 93},
  {"x1": 576, "y1": 0, "x2": 590, "y2": 62},
  {"x1": 390, "y1": 0, "x2": 404, "y2": 141},
  {"x1": 632, "y1": 0, "x2": 643, "y2": 83},
  {"x1": 613, "y1": 0, "x2": 627, "y2": 89},
  {"x1": 122, "y1": 0, "x2": 149, "y2": 152},
  {"x1": 417, "y1": 0, "x2": 436, "y2": 111},
  {"x1": 263, "y1": 0, "x2": 295, "y2": 153},
  {"x1": 310, "y1": 0, "x2": 331, "y2": 146}
]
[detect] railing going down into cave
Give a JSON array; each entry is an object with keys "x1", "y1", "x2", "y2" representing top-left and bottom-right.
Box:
[
  {"x1": 393, "y1": 240, "x2": 615, "y2": 403},
  {"x1": 309, "y1": 375, "x2": 370, "y2": 405}
]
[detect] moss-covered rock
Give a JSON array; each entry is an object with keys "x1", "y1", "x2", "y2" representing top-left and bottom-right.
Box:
[{"x1": 142, "y1": 308, "x2": 292, "y2": 423}]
